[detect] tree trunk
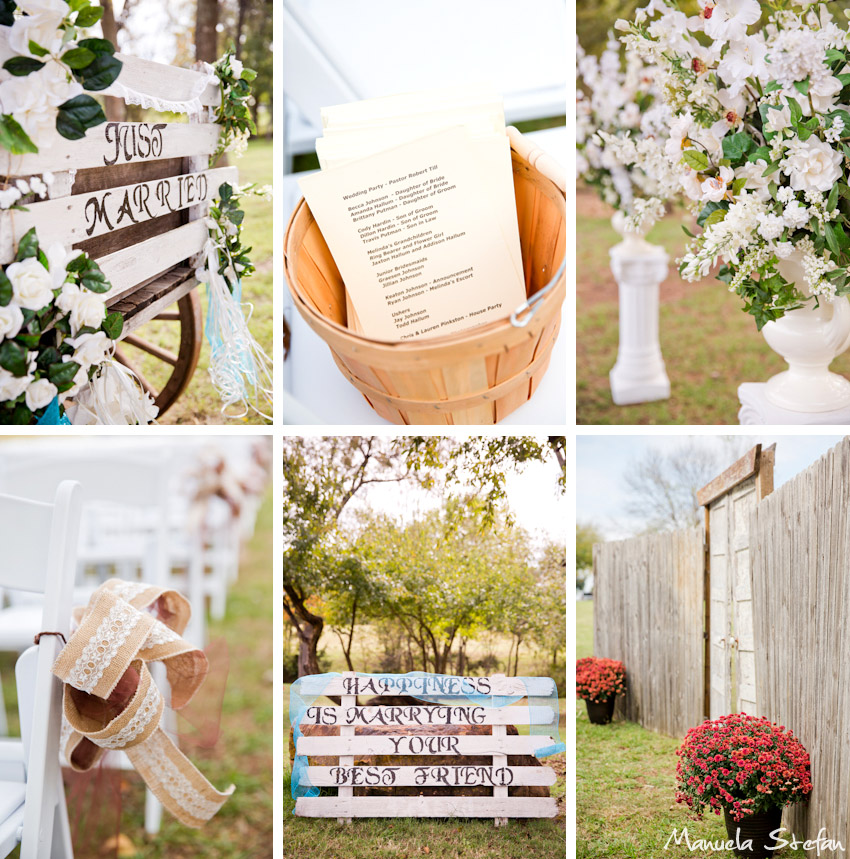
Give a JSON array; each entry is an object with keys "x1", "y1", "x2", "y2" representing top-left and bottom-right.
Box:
[
  {"x1": 512, "y1": 637, "x2": 521, "y2": 676},
  {"x1": 100, "y1": 0, "x2": 125, "y2": 121},
  {"x1": 283, "y1": 584, "x2": 324, "y2": 677},
  {"x1": 235, "y1": 0, "x2": 248, "y2": 59},
  {"x1": 195, "y1": 0, "x2": 219, "y2": 63}
]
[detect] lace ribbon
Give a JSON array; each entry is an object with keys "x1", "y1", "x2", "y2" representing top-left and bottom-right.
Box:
[
  {"x1": 52, "y1": 580, "x2": 234, "y2": 828},
  {"x1": 102, "y1": 66, "x2": 217, "y2": 116}
]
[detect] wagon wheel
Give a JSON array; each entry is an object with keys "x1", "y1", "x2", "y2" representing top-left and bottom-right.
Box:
[{"x1": 114, "y1": 290, "x2": 203, "y2": 417}]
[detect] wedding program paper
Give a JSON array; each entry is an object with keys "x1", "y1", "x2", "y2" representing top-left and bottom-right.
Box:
[{"x1": 299, "y1": 126, "x2": 526, "y2": 341}]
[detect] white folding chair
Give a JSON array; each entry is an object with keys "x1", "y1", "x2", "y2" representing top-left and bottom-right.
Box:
[
  {"x1": 0, "y1": 480, "x2": 80, "y2": 859},
  {"x1": 0, "y1": 455, "x2": 178, "y2": 837}
]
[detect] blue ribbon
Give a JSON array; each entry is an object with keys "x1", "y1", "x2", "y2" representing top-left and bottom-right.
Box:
[{"x1": 35, "y1": 396, "x2": 71, "y2": 425}]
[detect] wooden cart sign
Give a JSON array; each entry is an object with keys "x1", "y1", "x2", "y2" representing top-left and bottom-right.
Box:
[
  {"x1": 0, "y1": 52, "x2": 237, "y2": 414},
  {"x1": 293, "y1": 672, "x2": 561, "y2": 825}
]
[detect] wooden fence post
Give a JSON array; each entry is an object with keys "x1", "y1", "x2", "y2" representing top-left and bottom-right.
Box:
[
  {"x1": 491, "y1": 673, "x2": 508, "y2": 828},
  {"x1": 338, "y1": 670, "x2": 355, "y2": 825}
]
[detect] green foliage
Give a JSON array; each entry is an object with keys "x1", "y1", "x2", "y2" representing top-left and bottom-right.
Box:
[
  {"x1": 211, "y1": 47, "x2": 258, "y2": 163},
  {"x1": 577, "y1": 523, "x2": 603, "y2": 572}
]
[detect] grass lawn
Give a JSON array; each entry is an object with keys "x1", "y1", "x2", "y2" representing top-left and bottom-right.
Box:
[
  {"x1": 128, "y1": 138, "x2": 274, "y2": 425},
  {"x1": 283, "y1": 630, "x2": 568, "y2": 859},
  {"x1": 576, "y1": 189, "x2": 850, "y2": 424},
  {"x1": 1, "y1": 488, "x2": 273, "y2": 858},
  {"x1": 576, "y1": 600, "x2": 805, "y2": 858}
]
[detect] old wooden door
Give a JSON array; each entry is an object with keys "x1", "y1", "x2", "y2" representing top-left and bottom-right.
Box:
[{"x1": 698, "y1": 445, "x2": 774, "y2": 718}]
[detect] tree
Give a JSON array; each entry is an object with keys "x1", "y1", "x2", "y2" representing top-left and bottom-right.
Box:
[
  {"x1": 356, "y1": 501, "x2": 530, "y2": 674},
  {"x1": 623, "y1": 438, "x2": 753, "y2": 533},
  {"x1": 282, "y1": 437, "x2": 411, "y2": 676},
  {"x1": 196, "y1": 0, "x2": 219, "y2": 62},
  {"x1": 283, "y1": 435, "x2": 566, "y2": 677},
  {"x1": 577, "y1": 522, "x2": 603, "y2": 572}
]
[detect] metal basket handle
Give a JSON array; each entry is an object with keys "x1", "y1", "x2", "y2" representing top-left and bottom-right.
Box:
[{"x1": 510, "y1": 259, "x2": 566, "y2": 328}]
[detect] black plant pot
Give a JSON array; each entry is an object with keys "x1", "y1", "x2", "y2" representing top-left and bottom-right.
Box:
[
  {"x1": 723, "y1": 806, "x2": 783, "y2": 858},
  {"x1": 584, "y1": 696, "x2": 616, "y2": 725}
]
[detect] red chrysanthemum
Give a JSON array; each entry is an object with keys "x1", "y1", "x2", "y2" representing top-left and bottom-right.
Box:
[
  {"x1": 575, "y1": 657, "x2": 626, "y2": 703},
  {"x1": 674, "y1": 713, "x2": 812, "y2": 822}
]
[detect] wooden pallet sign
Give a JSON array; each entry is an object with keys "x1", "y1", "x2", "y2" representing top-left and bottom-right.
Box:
[{"x1": 293, "y1": 672, "x2": 560, "y2": 826}]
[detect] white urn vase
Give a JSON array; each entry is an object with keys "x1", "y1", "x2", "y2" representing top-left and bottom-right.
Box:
[
  {"x1": 608, "y1": 211, "x2": 670, "y2": 405},
  {"x1": 761, "y1": 252, "x2": 850, "y2": 413}
]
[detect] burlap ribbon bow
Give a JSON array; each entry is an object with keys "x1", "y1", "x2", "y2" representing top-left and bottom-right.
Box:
[{"x1": 52, "y1": 579, "x2": 234, "y2": 828}]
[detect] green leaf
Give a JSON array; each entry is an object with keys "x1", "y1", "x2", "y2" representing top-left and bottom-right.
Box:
[
  {"x1": 75, "y1": 5, "x2": 103, "y2": 26},
  {"x1": 61, "y1": 47, "x2": 95, "y2": 69},
  {"x1": 48, "y1": 360, "x2": 80, "y2": 392},
  {"x1": 0, "y1": 270, "x2": 10, "y2": 307},
  {"x1": 722, "y1": 131, "x2": 754, "y2": 162},
  {"x1": 787, "y1": 97, "x2": 803, "y2": 125},
  {"x1": 80, "y1": 262, "x2": 111, "y2": 293},
  {"x1": 748, "y1": 146, "x2": 771, "y2": 164},
  {"x1": 762, "y1": 161, "x2": 782, "y2": 177},
  {"x1": 27, "y1": 40, "x2": 49, "y2": 58},
  {"x1": 704, "y1": 208, "x2": 727, "y2": 227},
  {"x1": 836, "y1": 222, "x2": 850, "y2": 250},
  {"x1": 0, "y1": 340, "x2": 28, "y2": 376},
  {"x1": 56, "y1": 94, "x2": 106, "y2": 140},
  {"x1": 765, "y1": 81, "x2": 782, "y2": 93},
  {"x1": 15, "y1": 228, "x2": 39, "y2": 261},
  {"x1": 827, "y1": 48, "x2": 846, "y2": 65},
  {"x1": 828, "y1": 183, "x2": 840, "y2": 213},
  {"x1": 794, "y1": 78, "x2": 810, "y2": 96},
  {"x1": 102, "y1": 311, "x2": 123, "y2": 340},
  {"x1": 3, "y1": 56, "x2": 45, "y2": 76},
  {"x1": 219, "y1": 182, "x2": 233, "y2": 202},
  {"x1": 72, "y1": 53, "x2": 122, "y2": 91},
  {"x1": 0, "y1": 0, "x2": 14, "y2": 26},
  {"x1": 731, "y1": 177, "x2": 747, "y2": 196},
  {"x1": 241, "y1": 67, "x2": 257, "y2": 82},
  {"x1": 0, "y1": 116, "x2": 37, "y2": 155},
  {"x1": 839, "y1": 73, "x2": 850, "y2": 87},
  {"x1": 682, "y1": 225, "x2": 696, "y2": 238},
  {"x1": 826, "y1": 222, "x2": 841, "y2": 256},
  {"x1": 697, "y1": 200, "x2": 729, "y2": 228},
  {"x1": 681, "y1": 149, "x2": 710, "y2": 171},
  {"x1": 77, "y1": 38, "x2": 116, "y2": 56},
  {"x1": 36, "y1": 346, "x2": 60, "y2": 372}
]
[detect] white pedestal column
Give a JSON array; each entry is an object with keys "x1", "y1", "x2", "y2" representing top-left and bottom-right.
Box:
[
  {"x1": 738, "y1": 250, "x2": 850, "y2": 423},
  {"x1": 608, "y1": 215, "x2": 670, "y2": 406}
]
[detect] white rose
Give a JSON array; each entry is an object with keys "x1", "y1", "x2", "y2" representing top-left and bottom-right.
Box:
[
  {"x1": 69, "y1": 291, "x2": 105, "y2": 333},
  {"x1": 0, "y1": 368, "x2": 31, "y2": 403},
  {"x1": 737, "y1": 160, "x2": 771, "y2": 201},
  {"x1": 700, "y1": 166, "x2": 734, "y2": 204},
  {"x1": 782, "y1": 137, "x2": 843, "y2": 194},
  {"x1": 25, "y1": 377, "x2": 57, "y2": 411},
  {"x1": 67, "y1": 331, "x2": 110, "y2": 369},
  {"x1": 0, "y1": 187, "x2": 21, "y2": 209},
  {"x1": 8, "y1": 5, "x2": 68, "y2": 58},
  {"x1": 7, "y1": 257, "x2": 54, "y2": 311},
  {"x1": 783, "y1": 200, "x2": 810, "y2": 230},
  {"x1": 230, "y1": 58, "x2": 244, "y2": 78},
  {"x1": 46, "y1": 243, "x2": 70, "y2": 289},
  {"x1": 0, "y1": 303, "x2": 24, "y2": 341}
]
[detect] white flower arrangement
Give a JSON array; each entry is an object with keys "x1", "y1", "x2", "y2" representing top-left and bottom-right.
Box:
[
  {"x1": 576, "y1": 34, "x2": 676, "y2": 232},
  {"x1": 619, "y1": 0, "x2": 850, "y2": 328},
  {"x1": 0, "y1": 227, "x2": 130, "y2": 424},
  {"x1": 0, "y1": 0, "x2": 122, "y2": 153}
]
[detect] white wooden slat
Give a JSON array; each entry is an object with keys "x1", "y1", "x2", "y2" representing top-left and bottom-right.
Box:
[
  {"x1": 295, "y1": 796, "x2": 558, "y2": 818},
  {"x1": 338, "y1": 671, "x2": 356, "y2": 825},
  {"x1": 0, "y1": 166, "x2": 237, "y2": 264},
  {"x1": 300, "y1": 705, "x2": 555, "y2": 727},
  {"x1": 98, "y1": 220, "x2": 209, "y2": 303},
  {"x1": 299, "y1": 676, "x2": 556, "y2": 697},
  {"x1": 305, "y1": 765, "x2": 557, "y2": 787},
  {"x1": 0, "y1": 124, "x2": 221, "y2": 176},
  {"x1": 297, "y1": 735, "x2": 557, "y2": 757},
  {"x1": 108, "y1": 54, "x2": 221, "y2": 108}
]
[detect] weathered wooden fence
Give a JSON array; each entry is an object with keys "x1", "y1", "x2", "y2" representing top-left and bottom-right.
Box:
[
  {"x1": 750, "y1": 437, "x2": 850, "y2": 854},
  {"x1": 592, "y1": 528, "x2": 704, "y2": 736}
]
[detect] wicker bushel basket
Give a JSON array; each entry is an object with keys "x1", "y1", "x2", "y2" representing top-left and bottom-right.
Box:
[{"x1": 283, "y1": 132, "x2": 566, "y2": 425}]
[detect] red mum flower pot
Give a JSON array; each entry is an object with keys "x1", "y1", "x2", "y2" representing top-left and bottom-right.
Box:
[
  {"x1": 723, "y1": 806, "x2": 783, "y2": 858},
  {"x1": 576, "y1": 657, "x2": 626, "y2": 725},
  {"x1": 585, "y1": 696, "x2": 617, "y2": 725}
]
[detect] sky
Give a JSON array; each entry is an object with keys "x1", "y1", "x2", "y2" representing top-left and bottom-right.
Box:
[
  {"x1": 576, "y1": 433, "x2": 846, "y2": 540},
  {"x1": 341, "y1": 455, "x2": 567, "y2": 549}
]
